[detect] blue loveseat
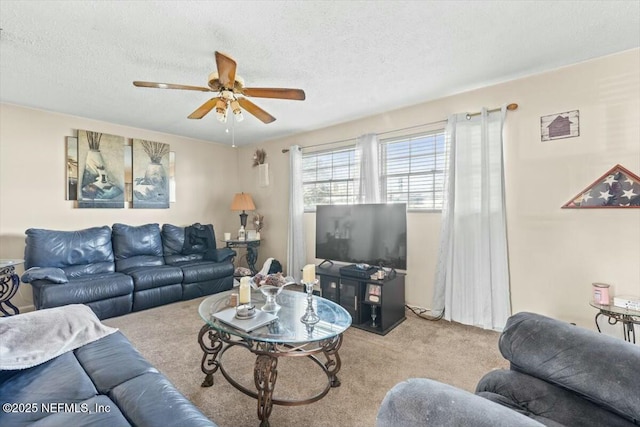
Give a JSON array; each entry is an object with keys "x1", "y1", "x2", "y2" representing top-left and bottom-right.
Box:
[
  {"x1": 0, "y1": 304, "x2": 216, "y2": 427},
  {"x1": 22, "y1": 223, "x2": 235, "y2": 319}
]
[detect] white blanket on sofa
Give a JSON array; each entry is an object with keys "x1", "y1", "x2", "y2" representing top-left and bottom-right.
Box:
[{"x1": 0, "y1": 304, "x2": 118, "y2": 370}]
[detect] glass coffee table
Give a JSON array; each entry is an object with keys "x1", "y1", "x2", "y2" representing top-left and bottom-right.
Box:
[{"x1": 198, "y1": 288, "x2": 351, "y2": 427}]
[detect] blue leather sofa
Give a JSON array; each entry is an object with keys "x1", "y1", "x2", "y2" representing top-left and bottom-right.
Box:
[
  {"x1": 377, "y1": 312, "x2": 640, "y2": 427},
  {"x1": 22, "y1": 223, "x2": 235, "y2": 319},
  {"x1": 0, "y1": 305, "x2": 216, "y2": 427}
]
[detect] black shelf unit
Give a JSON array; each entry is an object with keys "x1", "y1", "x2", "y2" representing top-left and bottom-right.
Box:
[{"x1": 316, "y1": 264, "x2": 405, "y2": 335}]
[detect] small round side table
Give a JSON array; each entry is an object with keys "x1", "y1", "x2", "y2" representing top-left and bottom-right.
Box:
[
  {"x1": 590, "y1": 300, "x2": 640, "y2": 343},
  {"x1": 0, "y1": 259, "x2": 24, "y2": 316}
]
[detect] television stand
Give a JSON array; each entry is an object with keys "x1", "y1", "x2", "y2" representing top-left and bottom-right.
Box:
[
  {"x1": 318, "y1": 259, "x2": 334, "y2": 268},
  {"x1": 316, "y1": 264, "x2": 405, "y2": 335}
]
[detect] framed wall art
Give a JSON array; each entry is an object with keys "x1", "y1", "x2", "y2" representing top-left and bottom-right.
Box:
[
  {"x1": 132, "y1": 139, "x2": 170, "y2": 209},
  {"x1": 77, "y1": 130, "x2": 125, "y2": 208},
  {"x1": 169, "y1": 151, "x2": 176, "y2": 203},
  {"x1": 66, "y1": 136, "x2": 78, "y2": 200},
  {"x1": 541, "y1": 110, "x2": 579, "y2": 141},
  {"x1": 562, "y1": 164, "x2": 640, "y2": 208}
]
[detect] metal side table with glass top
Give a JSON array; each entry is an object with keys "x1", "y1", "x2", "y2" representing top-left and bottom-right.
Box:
[
  {"x1": 198, "y1": 288, "x2": 351, "y2": 427},
  {"x1": 0, "y1": 259, "x2": 24, "y2": 316},
  {"x1": 590, "y1": 301, "x2": 640, "y2": 343},
  {"x1": 225, "y1": 238, "x2": 260, "y2": 274}
]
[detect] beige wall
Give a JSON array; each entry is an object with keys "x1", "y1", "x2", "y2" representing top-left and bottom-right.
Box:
[
  {"x1": 0, "y1": 104, "x2": 241, "y2": 310},
  {"x1": 238, "y1": 49, "x2": 640, "y2": 329},
  {"x1": 2, "y1": 50, "x2": 638, "y2": 330}
]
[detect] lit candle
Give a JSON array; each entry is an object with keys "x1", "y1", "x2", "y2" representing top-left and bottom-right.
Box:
[
  {"x1": 302, "y1": 264, "x2": 316, "y2": 283},
  {"x1": 239, "y1": 277, "x2": 251, "y2": 305}
]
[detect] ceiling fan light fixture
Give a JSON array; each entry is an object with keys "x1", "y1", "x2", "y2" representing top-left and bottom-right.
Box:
[
  {"x1": 215, "y1": 100, "x2": 228, "y2": 123},
  {"x1": 216, "y1": 109, "x2": 227, "y2": 123},
  {"x1": 230, "y1": 100, "x2": 244, "y2": 122}
]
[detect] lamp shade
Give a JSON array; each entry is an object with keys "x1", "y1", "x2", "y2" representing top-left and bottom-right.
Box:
[{"x1": 230, "y1": 193, "x2": 256, "y2": 211}]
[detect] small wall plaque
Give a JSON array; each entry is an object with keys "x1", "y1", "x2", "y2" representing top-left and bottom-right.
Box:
[{"x1": 541, "y1": 110, "x2": 579, "y2": 141}]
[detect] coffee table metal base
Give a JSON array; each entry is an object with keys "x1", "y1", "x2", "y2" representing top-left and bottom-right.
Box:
[{"x1": 198, "y1": 323, "x2": 343, "y2": 427}]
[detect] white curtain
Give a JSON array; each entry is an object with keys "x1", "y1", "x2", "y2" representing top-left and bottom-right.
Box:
[
  {"x1": 356, "y1": 133, "x2": 381, "y2": 203},
  {"x1": 287, "y1": 145, "x2": 306, "y2": 282},
  {"x1": 432, "y1": 107, "x2": 511, "y2": 330}
]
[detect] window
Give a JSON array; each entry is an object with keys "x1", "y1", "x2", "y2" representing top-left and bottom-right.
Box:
[
  {"x1": 380, "y1": 130, "x2": 446, "y2": 211},
  {"x1": 302, "y1": 147, "x2": 357, "y2": 211},
  {"x1": 302, "y1": 130, "x2": 446, "y2": 211}
]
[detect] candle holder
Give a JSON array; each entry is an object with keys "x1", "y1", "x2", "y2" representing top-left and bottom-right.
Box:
[
  {"x1": 300, "y1": 279, "x2": 320, "y2": 325},
  {"x1": 235, "y1": 303, "x2": 256, "y2": 319}
]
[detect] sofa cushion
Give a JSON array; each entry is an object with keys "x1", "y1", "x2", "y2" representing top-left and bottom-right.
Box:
[
  {"x1": 161, "y1": 223, "x2": 187, "y2": 256},
  {"x1": 112, "y1": 223, "x2": 165, "y2": 271},
  {"x1": 121, "y1": 265, "x2": 183, "y2": 291},
  {"x1": 0, "y1": 352, "x2": 99, "y2": 425},
  {"x1": 165, "y1": 253, "x2": 205, "y2": 264},
  {"x1": 110, "y1": 372, "x2": 215, "y2": 427},
  {"x1": 499, "y1": 312, "x2": 640, "y2": 424},
  {"x1": 24, "y1": 226, "x2": 115, "y2": 277},
  {"x1": 171, "y1": 259, "x2": 234, "y2": 284},
  {"x1": 30, "y1": 272, "x2": 134, "y2": 308},
  {"x1": 74, "y1": 331, "x2": 158, "y2": 394}
]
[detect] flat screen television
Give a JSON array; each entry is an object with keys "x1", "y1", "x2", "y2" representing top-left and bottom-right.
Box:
[{"x1": 315, "y1": 203, "x2": 407, "y2": 270}]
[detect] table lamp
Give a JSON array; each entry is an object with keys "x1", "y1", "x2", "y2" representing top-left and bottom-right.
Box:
[{"x1": 230, "y1": 192, "x2": 256, "y2": 228}]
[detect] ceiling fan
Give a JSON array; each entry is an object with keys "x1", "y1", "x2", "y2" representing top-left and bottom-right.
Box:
[{"x1": 133, "y1": 51, "x2": 305, "y2": 124}]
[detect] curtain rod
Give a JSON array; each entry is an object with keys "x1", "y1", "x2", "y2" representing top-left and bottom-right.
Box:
[{"x1": 282, "y1": 103, "x2": 518, "y2": 153}]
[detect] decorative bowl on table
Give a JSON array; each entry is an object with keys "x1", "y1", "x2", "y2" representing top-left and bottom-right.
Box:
[{"x1": 250, "y1": 273, "x2": 296, "y2": 313}]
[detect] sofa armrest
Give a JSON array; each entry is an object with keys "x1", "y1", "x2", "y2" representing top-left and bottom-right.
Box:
[
  {"x1": 377, "y1": 378, "x2": 544, "y2": 427},
  {"x1": 500, "y1": 312, "x2": 640, "y2": 423},
  {"x1": 207, "y1": 248, "x2": 236, "y2": 263},
  {"x1": 21, "y1": 267, "x2": 68, "y2": 284}
]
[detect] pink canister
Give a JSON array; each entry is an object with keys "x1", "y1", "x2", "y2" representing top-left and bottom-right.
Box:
[{"x1": 592, "y1": 283, "x2": 610, "y2": 305}]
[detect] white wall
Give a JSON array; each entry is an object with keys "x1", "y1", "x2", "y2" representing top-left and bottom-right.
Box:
[
  {"x1": 238, "y1": 49, "x2": 640, "y2": 329},
  {"x1": 0, "y1": 104, "x2": 241, "y2": 310}
]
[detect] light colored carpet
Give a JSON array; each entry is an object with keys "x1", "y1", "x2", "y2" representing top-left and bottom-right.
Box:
[{"x1": 104, "y1": 296, "x2": 508, "y2": 427}]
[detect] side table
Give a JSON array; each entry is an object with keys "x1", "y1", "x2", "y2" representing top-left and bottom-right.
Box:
[
  {"x1": 225, "y1": 239, "x2": 260, "y2": 274},
  {"x1": 0, "y1": 259, "x2": 24, "y2": 316},
  {"x1": 589, "y1": 301, "x2": 640, "y2": 343}
]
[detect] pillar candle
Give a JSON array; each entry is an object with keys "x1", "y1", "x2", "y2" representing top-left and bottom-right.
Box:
[
  {"x1": 239, "y1": 277, "x2": 251, "y2": 304},
  {"x1": 302, "y1": 264, "x2": 316, "y2": 283}
]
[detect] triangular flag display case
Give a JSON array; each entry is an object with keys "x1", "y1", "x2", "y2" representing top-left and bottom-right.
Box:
[{"x1": 563, "y1": 164, "x2": 640, "y2": 208}]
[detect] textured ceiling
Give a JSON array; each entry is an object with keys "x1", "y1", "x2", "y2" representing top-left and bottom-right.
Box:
[{"x1": 1, "y1": 1, "x2": 639, "y2": 146}]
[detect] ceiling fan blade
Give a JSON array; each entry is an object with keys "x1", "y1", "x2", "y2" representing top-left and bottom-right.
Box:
[
  {"x1": 242, "y1": 87, "x2": 306, "y2": 100},
  {"x1": 188, "y1": 97, "x2": 220, "y2": 119},
  {"x1": 237, "y1": 98, "x2": 276, "y2": 124},
  {"x1": 215, "y1": 51, "x2": 237, "y2": 88},
  {"x1": 133, "y1": 81, "x2": 212, "y2": 92}
]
